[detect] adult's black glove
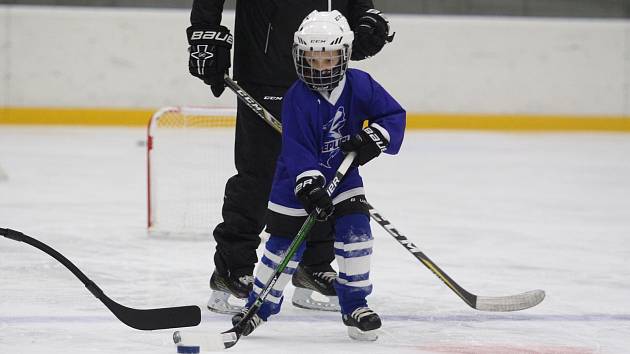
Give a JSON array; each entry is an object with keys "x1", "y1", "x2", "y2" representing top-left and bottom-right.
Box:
[
  {"x1": 186, "y1": 25, "x2": 233, "y2": 97},
  {"x1": 340, "y1": 125, "x2": 389, "y2": 166},
  {"x1": 294, "y1": 175, "x2": 334, "y2": 221},
  {"x1": 351, "y1": 9, "x2": 394, "y2": 60}
]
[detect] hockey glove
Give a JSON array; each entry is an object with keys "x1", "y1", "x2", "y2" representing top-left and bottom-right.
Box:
[
  {"x1": 186, "y1": 25, "x2": 233, "y2": 97},
  {"x1": 340, "y1": 126, "x2": 389, "y2": 166},
  {"x1": 294, "y1": 175, "x2": 334, "y2": 221},
  {"x1": 351, "y1": 9, "x2": 394, "y2": 60}
]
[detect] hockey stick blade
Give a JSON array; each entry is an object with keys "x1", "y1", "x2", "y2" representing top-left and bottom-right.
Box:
[
  {"x1": 221, "y1": 322, "x2": 244, "y2": 349},
  {"x1": 475, "y1": 290, "x2": 545, "y2": 312},
  {"x1": 101, "y1": 296, "x2": 201, "y2": 330},
  {"x1": 368, "y1": 208, "x2": 546, "y2": 311},
  {"x1": 173, "y1": 330, "x2": 229, "y2": 351},
  {"x1": 1, "y1": 228, "x2": 202, "y2": 330},
  {"x1": 172, "y1": 315, "x2": 243, "y2": 350}
]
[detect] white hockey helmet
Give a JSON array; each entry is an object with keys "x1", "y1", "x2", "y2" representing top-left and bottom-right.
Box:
[{"x1": 292, "y1": 10, "x2": 354, "y2": 91}]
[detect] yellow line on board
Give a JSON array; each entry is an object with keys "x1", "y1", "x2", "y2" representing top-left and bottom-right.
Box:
[
  {"x1": 1, "y1": 107, "x2": 630, "y2": 131},
  {"x1": 407, "y1": 113, "x2": 630, "y2": 132},
  {"x1": 0, "y1": 107, "x2": 153, "y2": 126}
]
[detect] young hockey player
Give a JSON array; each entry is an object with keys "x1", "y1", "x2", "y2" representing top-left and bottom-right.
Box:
[
  {"x1": 232, "y1": 10, "x2": 405, "y2": 341},
  {"x1": 187, "y1": 0, "x2": 394, "y2": 314}
]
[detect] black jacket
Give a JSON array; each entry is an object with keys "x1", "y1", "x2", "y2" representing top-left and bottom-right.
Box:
[{"x1": 191, "y1": 0, "x2": 374, "y2": 87}]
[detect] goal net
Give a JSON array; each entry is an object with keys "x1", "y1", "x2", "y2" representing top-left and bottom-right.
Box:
[{"x1": 147, "y1": 107, "x2": 237, "y2": 237}]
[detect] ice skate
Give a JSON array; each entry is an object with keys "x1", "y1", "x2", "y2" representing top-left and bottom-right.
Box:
[
  {"x1": 231, "y1": 307, "x2": 264, "y2": 336},
  {"x1": 342, "y1": 307, "x2": 381, "y2": 341},
  {"x1": 291, "y1": 264, "x2": 340, "y2": 312},
  {"x1": 207, "y1": 271, "x2": 253, "y2": 315}
]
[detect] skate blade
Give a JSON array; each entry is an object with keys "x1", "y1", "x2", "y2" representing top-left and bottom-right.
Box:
[
  {"x1": 207, "y1": 290, "x2": 245, "y2": 315},
  {"x1": 347, "y1": 326, "x2": 378, "y2": 341},
  {"x1": 291, "y1": 287, "x2": 340, "y2": 312}
]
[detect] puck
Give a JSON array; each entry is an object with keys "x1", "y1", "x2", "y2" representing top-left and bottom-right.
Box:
[{"x1": 176, "y1": 345, "x2": 200, "y2": 354}]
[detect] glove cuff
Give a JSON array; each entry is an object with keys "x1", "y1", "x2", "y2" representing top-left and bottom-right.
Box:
[
  {"x1": 368, "y1": 123, "x2": 390, "y2": 145},
  {"x1": 294, "y1": 174, "x2": 325, "y2": 197},
  {"x1": 363, "y1": 9, "x2": 390, "y2": 36}
]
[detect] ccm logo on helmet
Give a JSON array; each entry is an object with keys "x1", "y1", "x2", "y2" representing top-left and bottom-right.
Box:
[{"x1": 191, "y1": 31, "x2": 233, "y2": 44}]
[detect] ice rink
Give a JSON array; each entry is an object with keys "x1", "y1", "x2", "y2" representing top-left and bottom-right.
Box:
[{"x1": 1, "y1": 126, "x2": 629, "y2": 353}]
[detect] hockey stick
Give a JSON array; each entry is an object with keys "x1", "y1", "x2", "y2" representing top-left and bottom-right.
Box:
[
  {"x1": 223, "y1": 75, "x2": 545, "y2": 312},
  {"x1": 0, "y1": 228, "x2": 202, "y2": 330},
  {"x1": 367, "y1": 210, "x2": 545, "y2": 311},
  {"x1": 174, "y1": 152, "x2": 357, "y2": 350}
]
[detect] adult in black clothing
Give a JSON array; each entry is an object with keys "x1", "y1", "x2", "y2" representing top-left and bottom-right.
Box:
[{"x1": 186, "y1": 0, "x2": 393, "y2": 313}]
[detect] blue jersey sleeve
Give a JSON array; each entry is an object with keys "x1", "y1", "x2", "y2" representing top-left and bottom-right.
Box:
[
  {"x1": 280, "y1": 87, "x2": 322, "y2": 183},
  {"x1": 364, "y1": 74, "x2": 406, "y2": 155}
]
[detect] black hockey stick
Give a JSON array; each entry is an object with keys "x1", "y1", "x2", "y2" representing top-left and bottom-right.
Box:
[
  {"x1": 223, "y1": 75, "x2": 283, "y2": 133},
  {"x1": 174, "y1": 152, "x2": 356, "y2": 350},
  {"x1": 1, "y1": 228, "x2": 201, "y2": 330},
  {"x1": 223, "y1": 75, "x2": 545, "y2": 312}
]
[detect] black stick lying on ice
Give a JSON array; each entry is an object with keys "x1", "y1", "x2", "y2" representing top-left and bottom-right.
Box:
[
  {"x1": 1, "y1": 228, "x2": 201, "y2": 330},
  {"x1": 223, "y1": 75, "x2": 546, "y2": 312}
]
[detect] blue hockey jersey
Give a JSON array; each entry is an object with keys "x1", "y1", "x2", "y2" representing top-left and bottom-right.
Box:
[{"x1": 268, "y1": 68, "x2": 406, "y2": 216}]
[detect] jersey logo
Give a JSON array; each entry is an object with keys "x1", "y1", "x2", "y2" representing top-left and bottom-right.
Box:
[{"x1": 321, "y1": 106, "x2": 350, "y2": 169}]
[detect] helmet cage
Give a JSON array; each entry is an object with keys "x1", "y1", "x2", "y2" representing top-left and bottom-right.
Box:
[
  {"x1": 292, "y1": 45, "x2": 351, "y2": 91},
  {"x1": 292, "y1": 10, "x2": 354, "y2": 91}
]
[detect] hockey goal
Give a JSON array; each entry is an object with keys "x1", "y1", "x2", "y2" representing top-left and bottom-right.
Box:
[{"x1": 147, "y1": 107, "x2": 237, "y2": 237}]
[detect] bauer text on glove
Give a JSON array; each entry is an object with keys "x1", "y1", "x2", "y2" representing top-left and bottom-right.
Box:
[{"x1": 340, "y1": 125, "x2": 389, "y2": 166}]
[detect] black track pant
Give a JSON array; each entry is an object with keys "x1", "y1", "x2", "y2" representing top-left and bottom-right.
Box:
[{"x1": 213, "y1": 82, "x2": 334, "y2": 278}]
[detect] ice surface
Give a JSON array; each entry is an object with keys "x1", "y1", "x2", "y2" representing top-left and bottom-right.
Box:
[{"x1": 1, "y1": 126, "x2": 629, "y2": 353}]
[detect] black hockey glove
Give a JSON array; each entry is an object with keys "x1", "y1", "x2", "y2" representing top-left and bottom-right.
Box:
[
  {"x1": 294, "y1": 175, "x2": 334, "y2": 221},
  {"x1": 340, "y1": 126, "x2": 389, "y2": 166},
  {"x1": 186, "y1": 25, "x2": 233, "y2": 97},
  {"x1": 351, "y1": 9, "x2": 394, "y2": 61}
]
